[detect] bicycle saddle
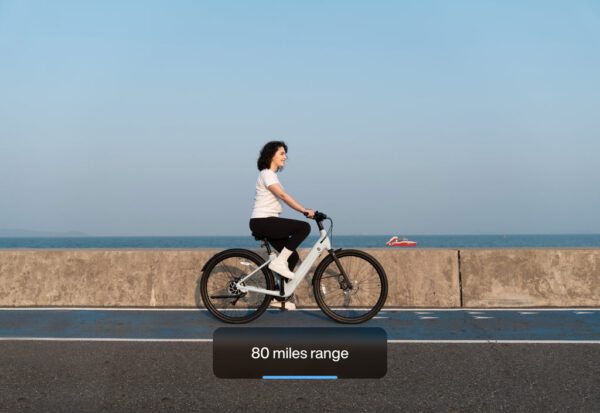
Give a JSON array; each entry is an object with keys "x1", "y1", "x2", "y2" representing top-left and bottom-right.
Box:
[{"x1": 251, "y1": 233, "x2": 268, "y2": 242}]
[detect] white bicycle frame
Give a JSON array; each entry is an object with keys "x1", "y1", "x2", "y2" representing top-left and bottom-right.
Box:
[{"x1": 235, "y1": 228, "x2": 331, "y2": 298}]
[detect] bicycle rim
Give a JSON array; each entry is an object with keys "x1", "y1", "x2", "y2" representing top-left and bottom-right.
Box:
[
  {"x1": 201, "y1": 250, "x2": 274, "y2": 323},
  {"x1": 314, "y1": 250, "x2": 388, "y2": 324}
]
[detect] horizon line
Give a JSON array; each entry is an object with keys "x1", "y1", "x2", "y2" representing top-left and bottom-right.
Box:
[{"x1": 2, "y1": 233, "x2": 600, "y2": 238}]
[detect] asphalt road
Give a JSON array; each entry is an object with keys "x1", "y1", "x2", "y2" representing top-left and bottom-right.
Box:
[
  {"x1": 1, "y1": 341, "x2": 599, "y2": 412},
  {"x1": 1, "y1": 309, "x2": 599, "y2": 412}
]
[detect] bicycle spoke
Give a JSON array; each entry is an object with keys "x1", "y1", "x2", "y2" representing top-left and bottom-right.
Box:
[
  {"x1": 314, "y1": 251, "x2": 387, "y2": 323},
  {"x1": 343, "y1": 292, "x2": 351, "y2": 307},
  {"x1": 201, "y1": 251, "x2": 273, "y2": 323}
]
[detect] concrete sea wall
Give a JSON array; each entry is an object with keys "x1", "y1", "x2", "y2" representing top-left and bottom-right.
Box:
[
  {"x1": 460, "y1": 249, "x2": 600, "y2": 307},
  {"x1": 0, "y1": 249, "x2": 598, "y2": 307}
]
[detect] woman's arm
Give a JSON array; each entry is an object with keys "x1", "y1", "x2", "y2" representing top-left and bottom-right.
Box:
[{"x1": 267, "y1": 183, "x2": 315, "y2": 218}]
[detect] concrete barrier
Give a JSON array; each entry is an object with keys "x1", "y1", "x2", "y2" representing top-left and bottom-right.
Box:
[
  {"x1": 293, "y1": 249, "x2": 460, "y2": 308},
  {"x1": 2, "y1": 249, "x2": 598, "y2": 308},
  {"x1": 460, "y1": 249, "x2": 600, "y2": 307},
  {"x1": 0, "y1": 249, "x2": 460, "y2": 308}
]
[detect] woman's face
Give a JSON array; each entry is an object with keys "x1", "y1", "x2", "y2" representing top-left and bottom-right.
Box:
[{"x1": 271, "y1": 146, "x2": 287, "y2": 170}]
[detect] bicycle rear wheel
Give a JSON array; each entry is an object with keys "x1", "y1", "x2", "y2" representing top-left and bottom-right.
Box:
[
  {"x1": 313, "y1": 249, "x2": 388, "y2": 324},
  {"x1": 200, "y1": 249, "x2": 275, "y2": 324}
]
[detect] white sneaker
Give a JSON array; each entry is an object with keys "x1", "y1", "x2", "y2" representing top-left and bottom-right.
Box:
[
  {"x1": 268, "y1": 259, "x2": 296, "y2": 280},
  {"x1": 270, "y1": 300, "x2": 296, "y2": 311}
]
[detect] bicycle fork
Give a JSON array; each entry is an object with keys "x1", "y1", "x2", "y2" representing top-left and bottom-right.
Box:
[{"x1": 327, "y1": 249, "x2": 354, "y2": 290}]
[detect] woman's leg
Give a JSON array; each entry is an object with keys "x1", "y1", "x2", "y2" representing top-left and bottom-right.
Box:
[
  {"x1": 250, "y1": 217, "x2": 310, "y2": 248},
  {"x1": 250, "y1": 217, "x2": 310, "y2": 273},
  {"x1": 267, "y1": 238, "x2": 299, "y2": 271}
]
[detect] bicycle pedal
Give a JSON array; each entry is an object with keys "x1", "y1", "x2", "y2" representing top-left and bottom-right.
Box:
[
  {"x1": 269, "y1": 300, "x2": 295, "y2": 311},
  {"x1": 269, "y1": 301, "x2": 284, "y2": 310}
]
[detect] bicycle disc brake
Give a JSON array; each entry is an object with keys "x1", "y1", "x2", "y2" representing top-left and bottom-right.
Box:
[{"x1": 228, "y1": 277, "x2": 246, "y2": 305}]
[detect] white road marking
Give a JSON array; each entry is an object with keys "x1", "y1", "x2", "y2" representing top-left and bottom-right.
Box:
[
  {"x1": 468, "y1": 311, "x2": 486, "y2": 314},
  {"x1": 419, "y1": 316, "x2": 438, "y2": 320},
  {"x1": 415, "y1": 312, "x2": 433, "y2": 315},
  {"x1": 388, "y1": 340, "x2": 600, "y2": 344},
  {"x1": 473, "y1": 316, "x2": 493, "y2": 319},
  {"x1": 575, "y1": 311, "x2": 594, "y2": 314},
  {"x1": 0, "y1": 337, "x2": 599, "y2": 344},
  {"x1": 519, "y1": 312, "x2": 538, "y2": 315},
  {"x1": 0, "y1": 337, "x2": 213, "y2": 342},
  {"x1": 373, "y1": 316, "x2": 388, "y2": 319}
]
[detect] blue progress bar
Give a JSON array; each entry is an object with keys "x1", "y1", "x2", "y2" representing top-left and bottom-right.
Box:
[{"x1": 263, "y1": 375, "x2": 338, "y2": 380}]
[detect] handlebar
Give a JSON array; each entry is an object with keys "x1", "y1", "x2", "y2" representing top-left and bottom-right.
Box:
[
  {"x1": 304, "y1": 210, "x2": 330, "y2": 232},
  {"x1": 304, "y1": 210, "x2": 328, "y2": 222}
]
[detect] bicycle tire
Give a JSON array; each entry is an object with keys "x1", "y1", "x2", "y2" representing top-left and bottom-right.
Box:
[
  {"x1": 313, "y1": 249, "x2": 388, "y2": 324},
  {"x1": 200, "y1": 249, "x2": 275, "y2": 324}
]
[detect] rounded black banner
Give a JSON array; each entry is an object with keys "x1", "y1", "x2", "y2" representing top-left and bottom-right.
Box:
[{"x1": 213, "y1": 327, "x2": 387, "y2": 379}]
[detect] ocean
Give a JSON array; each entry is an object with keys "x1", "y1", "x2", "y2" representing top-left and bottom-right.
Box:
[{"x1": 1, "y1": 234, "x2": 600, "y2": 249}]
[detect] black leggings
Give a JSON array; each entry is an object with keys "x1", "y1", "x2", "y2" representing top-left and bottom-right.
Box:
[{"x1": 249, "y1": 217, "x2": 311, "y2": 271}]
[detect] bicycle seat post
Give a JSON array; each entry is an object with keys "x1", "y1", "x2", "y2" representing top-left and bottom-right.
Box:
[
  {"x1": 258, "y1": 238, "x2": 285, "y2": 305},
  {"x1": 261, "y1": 239, "x2": 273, "y2": 255}
]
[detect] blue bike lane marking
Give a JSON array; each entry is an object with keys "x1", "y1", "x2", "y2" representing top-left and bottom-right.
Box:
[{"x1": 0, "y1": 309, "x2": 598, "y2": 342}]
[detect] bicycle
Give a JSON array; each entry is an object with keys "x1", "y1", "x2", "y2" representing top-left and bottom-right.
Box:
[{"x1": 200, "y1": 211, "x2": 388, "y2": 324}]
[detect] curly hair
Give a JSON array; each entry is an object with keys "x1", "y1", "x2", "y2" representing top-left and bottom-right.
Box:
[{"x1": 257, "y1": 141, "x2": 288, "y2": 171}]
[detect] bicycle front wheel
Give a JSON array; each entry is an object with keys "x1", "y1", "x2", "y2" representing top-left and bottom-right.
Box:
[
  {"x1": 200, "y1": 249, "x2": 275, "y2": 324},
  {"x1": 313, "y1": 249, "x2": 388, "y2": 324}
]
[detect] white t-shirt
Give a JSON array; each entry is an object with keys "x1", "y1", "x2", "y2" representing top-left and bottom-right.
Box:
[{"x1": 251, "y1": 169, "x2": 283, "y2": 218}]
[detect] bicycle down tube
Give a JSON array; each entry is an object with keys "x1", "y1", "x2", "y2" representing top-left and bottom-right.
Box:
[{"x1": 236, "y1": 228, "x2": 331, "y2": 298}]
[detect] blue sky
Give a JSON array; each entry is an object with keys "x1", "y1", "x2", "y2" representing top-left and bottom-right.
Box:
[{"x1": 1, "y1": 1, "x2": 599, "y2": 235}]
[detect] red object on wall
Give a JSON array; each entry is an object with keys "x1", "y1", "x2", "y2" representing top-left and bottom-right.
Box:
[{"x1": 386, "y1": 236, "x2": 417, "y2": 247}]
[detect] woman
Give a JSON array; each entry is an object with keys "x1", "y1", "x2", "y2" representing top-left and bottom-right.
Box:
[{"x1": 249, "y1": 141, "x2": 315, "y2": 281}]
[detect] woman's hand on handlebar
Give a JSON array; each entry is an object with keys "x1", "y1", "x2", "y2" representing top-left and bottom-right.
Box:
[{"x1": 303, "y1": 209, "x2": 315, "y2": 219}]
